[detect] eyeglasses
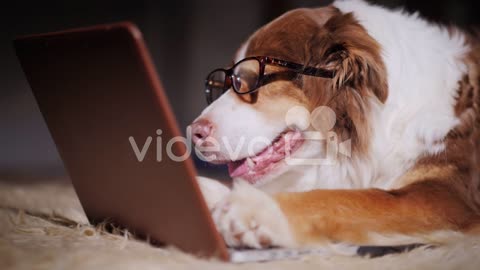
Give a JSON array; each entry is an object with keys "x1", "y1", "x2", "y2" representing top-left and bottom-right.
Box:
[{"x1": 204, "y1": 56, "x2": 334, "y2": 104}]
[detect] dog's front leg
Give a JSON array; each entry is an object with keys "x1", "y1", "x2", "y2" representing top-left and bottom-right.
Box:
[
  {"x1": 274, "y1": 180, "x2": 479, "y2": 246},
  {"x1": 213, "y1": 180, "x2": 479, "y2": 248}
]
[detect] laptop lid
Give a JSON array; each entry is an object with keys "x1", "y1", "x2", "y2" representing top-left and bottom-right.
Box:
[{"x1": 14, "y1": 22, "x2": 229, "y2": 260}]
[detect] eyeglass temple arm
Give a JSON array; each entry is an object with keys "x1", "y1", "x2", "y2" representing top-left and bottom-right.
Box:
[
  {"x1": 299, "y1": 66, "x2": 335, "y2": 78},
  {"x1": 265, "y1": 57, "x2": 335, "y2": 78}
]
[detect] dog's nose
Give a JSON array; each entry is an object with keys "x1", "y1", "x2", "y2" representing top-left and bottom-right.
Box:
[{"x1": 190, "y1": 118, "x2": 213, "y2": 145}]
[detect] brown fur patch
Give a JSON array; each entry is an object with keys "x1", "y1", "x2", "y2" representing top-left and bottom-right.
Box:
[
  {"x1": 394, "y1": 164, "x2": 459, "y2": 189},
  {"x1": 275, "y1": 180, "x2": 480, "y2": 245}
]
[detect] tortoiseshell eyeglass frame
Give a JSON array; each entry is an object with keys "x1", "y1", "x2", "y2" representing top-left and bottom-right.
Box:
[{"x1": 204, "y1": 56, "x2": 335, "y2": 104}]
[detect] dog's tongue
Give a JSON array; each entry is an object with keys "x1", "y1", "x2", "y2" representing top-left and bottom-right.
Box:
[
  {"x1": 227, "y1": 159, "x2": 249, "y2": 178},
  {"x1": 227, "y1": 130, "x2": 303, "y2": 183}
]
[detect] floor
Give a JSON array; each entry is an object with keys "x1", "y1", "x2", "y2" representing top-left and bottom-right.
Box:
[{"x1": 1, "y1": 180, "x2": 479, "y2": 270}]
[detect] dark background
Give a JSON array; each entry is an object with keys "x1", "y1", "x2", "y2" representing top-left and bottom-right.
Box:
[{"x1": 0, "y1": 0, "x2": 478, "y2": 181}]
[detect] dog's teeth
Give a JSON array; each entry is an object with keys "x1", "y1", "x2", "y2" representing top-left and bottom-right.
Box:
[{"x1": 247, "y1": 158, "x2": 255, "y2": 169}]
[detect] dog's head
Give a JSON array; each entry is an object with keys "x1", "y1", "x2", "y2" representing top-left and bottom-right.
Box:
[{"x1": 190, "y1": 6, "x2": 388, "y2": 188}]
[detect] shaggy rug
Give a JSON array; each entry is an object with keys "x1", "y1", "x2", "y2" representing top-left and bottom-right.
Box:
[{"x1": 1, "y1": 180, "x2": 480, "y2": 270}]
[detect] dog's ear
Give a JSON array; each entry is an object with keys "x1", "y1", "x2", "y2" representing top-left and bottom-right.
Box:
[{"x1": 312, "y1": 12, "x2": 388, "y2": 103}]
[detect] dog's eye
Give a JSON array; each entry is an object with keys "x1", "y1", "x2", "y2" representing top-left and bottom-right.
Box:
[
  {"x1": 232, "y1": 59, "x2": 260, "y2": 94},
  {"x1": 233, "y1": 71, "x2": 258, "y2": 93}
]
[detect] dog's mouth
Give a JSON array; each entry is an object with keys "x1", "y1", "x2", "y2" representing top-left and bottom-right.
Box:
[{"x1": 227, "y1": 130, "x2": 304, "y2": 184}]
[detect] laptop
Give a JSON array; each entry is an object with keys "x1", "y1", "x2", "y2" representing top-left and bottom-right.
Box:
[{"x1": 15, "y1": 22, "x2": 350, "y2": 262}]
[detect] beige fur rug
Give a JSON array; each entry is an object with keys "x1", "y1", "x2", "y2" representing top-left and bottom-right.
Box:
[{"x1": 1, "y1": 181, "x2": 480, "y2": 270}]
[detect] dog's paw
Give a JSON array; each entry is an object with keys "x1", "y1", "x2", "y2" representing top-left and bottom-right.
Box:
[
  {"x1": 212, "y1": 181, "x2": 295, "y2": 248},
  {"x1": 197, "y1": 176, "x2": 230, "y2": 209}
]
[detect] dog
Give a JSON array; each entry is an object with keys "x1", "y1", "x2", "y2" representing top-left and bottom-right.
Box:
[{"x1": 190, "y1": 0, "x2": 480, "y2": 249}]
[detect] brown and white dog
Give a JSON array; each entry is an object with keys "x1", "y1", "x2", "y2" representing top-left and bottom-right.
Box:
[{"x1": 190, "y1": 0, "x2": 480, "y2": 249}]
